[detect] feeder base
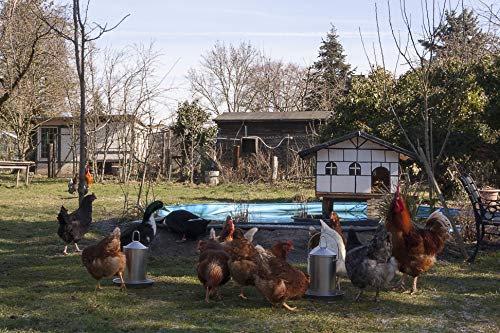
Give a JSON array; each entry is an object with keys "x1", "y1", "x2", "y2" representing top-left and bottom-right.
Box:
[
  {"x1": 305, "y1": 289, "x2": 344, "y2": 299},
  {"x1": 113, "y1": 278, "x2": 154, "y2": 288}
]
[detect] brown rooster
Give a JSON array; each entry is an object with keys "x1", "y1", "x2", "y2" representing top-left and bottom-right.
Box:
[
  {"x1": 81, "y1": 227, "x2": 126, "y2": 291},
  {"x1": 218, "y1": 216, "x2": 235, "y2": 242},
  {"x1": 254, "y1": 240, "x2": 310, "y2": 311},
  {"x1": 197, "y1": 240, "x2": 230, "y2": 302},
  {"x1": 57, "y1": 193, "x2": 96, "y2": 254},
  {"x1": 386, "y1": 187, "x2": 451, "y2": 294}
]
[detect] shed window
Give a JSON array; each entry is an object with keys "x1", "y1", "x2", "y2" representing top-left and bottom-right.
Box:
[
  {"x1": 325, "y1": 162, "x2": 337, "y2": 175},
  {"x1": 349, "y1": 162, "x2": 361, "y2": 176},
  {"x1": 41, "y1": 127, "x2": 57, "y2": 159}
]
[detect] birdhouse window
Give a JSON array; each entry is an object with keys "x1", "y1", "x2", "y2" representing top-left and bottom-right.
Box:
[
  {"x1": 325, "y1": 162, "x2": 337, "y2": 175},
  {"x1": 349, "y1": 162, "x2": 361, "y2": 176}
]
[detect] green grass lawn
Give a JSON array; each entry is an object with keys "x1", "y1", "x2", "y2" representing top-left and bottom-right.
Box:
[{"x1": 0, "y1": 176, "x2": 498, "y2": 333}]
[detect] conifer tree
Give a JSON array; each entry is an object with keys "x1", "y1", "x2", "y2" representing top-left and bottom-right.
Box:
[{"x1": 306, "y1": 25, "x2": 353, "y2": 111}]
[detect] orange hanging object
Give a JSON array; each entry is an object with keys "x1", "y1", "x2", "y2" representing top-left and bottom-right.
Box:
[{"x1": 85, "y1": 169, "x2": 93, "y2": 189}]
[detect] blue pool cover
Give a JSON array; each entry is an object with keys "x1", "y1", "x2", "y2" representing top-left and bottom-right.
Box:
[{"x1": 158, "y1": 202, "x2": 460, "y2": 224}]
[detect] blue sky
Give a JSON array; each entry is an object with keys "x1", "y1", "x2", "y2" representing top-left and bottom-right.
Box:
[{"x1": 86, "y1": 0, "x2": 478, "y2": 118}]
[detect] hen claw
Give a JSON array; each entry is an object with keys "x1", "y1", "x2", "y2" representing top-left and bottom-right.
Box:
[{"x1": 282, "y1": 302, "x2": 297, "y2": 311}]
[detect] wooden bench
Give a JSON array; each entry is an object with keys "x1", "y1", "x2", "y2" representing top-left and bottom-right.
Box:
[
  {"x1": 458, "y1": 170, "x2": 500, "y2": 262},
  {"x1": 0, "y1": 161, "x2": 35, "y2": 187}
]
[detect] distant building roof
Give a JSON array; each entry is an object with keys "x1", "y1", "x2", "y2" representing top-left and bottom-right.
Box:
[
  {"x1": 214, "y1": 111, "x2": 333, "y2": 123},
  {"x1": 298, "y1": 130, "x2": 417, "y2": 160},
  {"x1": 35, "y1": 114, "x2": 146, "y2": 127}
]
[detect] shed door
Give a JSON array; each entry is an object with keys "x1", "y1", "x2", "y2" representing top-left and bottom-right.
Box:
[{"x1": 372, "y1": 166, "x2": 390, "y2": 193}]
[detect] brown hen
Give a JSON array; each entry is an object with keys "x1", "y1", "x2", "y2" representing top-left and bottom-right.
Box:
[
  {"x1": 197, "y1": 240, "x2": 230, "y2": 302},
  {"x1": 81, "y1": 227, "x2": 126, "y2": 291}
]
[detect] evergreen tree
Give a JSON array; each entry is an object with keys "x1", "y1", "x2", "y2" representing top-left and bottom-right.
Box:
[
  {"x1": 305, "y1": 25, "x2": 353, "y2": 111},
  {"x1": 421, "y1": 9, "x2": 491, "y2": 59}
]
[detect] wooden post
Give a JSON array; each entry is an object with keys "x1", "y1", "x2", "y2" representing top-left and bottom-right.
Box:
[
  {"x1": 233, "y1": 145, "x2": 240, "y2": 170},
  {"x1": 48, "y1": 143, "x2": 53, "y2": 178},
  {"x1": 285, "y1": 135, "x2": 290, "y2": 180},
  {"x1": 25, "y1": 165, "x2": 29, "y2": 185},
  {"x1": 322, "y1": 198, "x2": 334, "y2": 218},
  {"x1": 166, "y1": 130, "x2": 172, "y2": 181},
  {"x1": 16, "y1": 169, "x2": 20, "y2": 187},
  {"x1": 271, "y1": 155, "x2": 278, "y2": 183},
  {"x1": 52, "y1": 143, "x2": 56, "y2": 177},
  {"x1": 417, "y1": 145, "x2": 468, "y2": 260}
]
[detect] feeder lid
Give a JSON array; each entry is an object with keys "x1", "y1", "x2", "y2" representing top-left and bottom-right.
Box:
[
  {"x1": 309, "y1": 245, "x2": 337, "y2": 258},
  {"x1": 124, "y1": 231, "x2": 148, "y2": 250},
  {"x1": 308, "y1": 235, "x2": 337, "y2": 258}
]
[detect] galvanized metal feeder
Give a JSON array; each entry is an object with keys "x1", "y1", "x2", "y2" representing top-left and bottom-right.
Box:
[
  {"x1": 306, "y1": 236, "x2": 343, "y2": 298},
  {"x1": 113, "y1": 231, "x2": 154, "y2": 288}
]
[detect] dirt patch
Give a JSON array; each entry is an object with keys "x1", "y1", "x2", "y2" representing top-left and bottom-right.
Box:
[{"x1": 94, "y1": 219, "x2": 315, "y2": 262}]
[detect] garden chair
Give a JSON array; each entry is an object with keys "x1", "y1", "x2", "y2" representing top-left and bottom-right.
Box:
[{"x1": 458, "y1": 169, "x2": 500, "y2": 262}]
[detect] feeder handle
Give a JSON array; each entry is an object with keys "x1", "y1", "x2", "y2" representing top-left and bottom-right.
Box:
[
  {"x1": 132, "y1": 230, "x2": 141, "y2": 242},
  {"x1": 319, "y1": 235, "x2": 328, "y2": 249}
]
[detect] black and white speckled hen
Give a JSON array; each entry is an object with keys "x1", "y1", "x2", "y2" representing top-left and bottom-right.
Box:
[
  {"x1": 57, "y1": 193, "x2": 96, "y2": 254},
  {"x1": 346, "y1": 225, "x2": 398, "y2": 302}
]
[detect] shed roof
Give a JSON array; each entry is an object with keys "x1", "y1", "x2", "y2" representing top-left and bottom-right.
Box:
[
  {"x1": 298, "y1": 130, "x2": 417, "y2": 160},
  {"x1": 214, "y1": 111, "x2": 333, "y2": 123}
]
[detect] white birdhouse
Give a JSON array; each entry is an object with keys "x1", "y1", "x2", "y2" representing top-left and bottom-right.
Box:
[{"x1": 299, "y1": 131, "x2": 416, "y2": 215}]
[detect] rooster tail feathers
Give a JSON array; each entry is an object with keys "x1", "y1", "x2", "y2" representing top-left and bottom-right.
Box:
[
  {"x1": 112, "y1": 227, "x2": 121, "y2": 238},
  {"x1": 57, "y1": 206, "x2": 69, "y2": 225},
  {"x1": 426, "y1": 210, "x2": 452, "y2": 232},
  {"x1": 209, "y1": 228, "x2": 216, "y2": 240},
  {"x1": 142, "y1": 201, "x2": 164, "y2": 223},
  {"x1": 244, "y1": 227, "x2": 258, "y2": 242}
]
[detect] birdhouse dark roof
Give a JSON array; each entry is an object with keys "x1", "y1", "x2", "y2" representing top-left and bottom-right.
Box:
[{"x1": 298, "y1": 130, "x2": 417, "y2": 160}]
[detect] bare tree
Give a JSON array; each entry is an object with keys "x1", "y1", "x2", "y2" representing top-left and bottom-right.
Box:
[
  {"x1": 0, "y1": 0, "x2": 72, "y2": 160},
  {"x1": 250, "y1": 60, "x2": 312, "y2": 112},
  {"x1": 39, "y1": 0, "x2": 128, "y2": 203},
  {"x1": 188, "y1": 41, "x2": 260, "y2": 115},
  {"x1": 0, "y1": 0, "x2": 56, "y2": 110}
]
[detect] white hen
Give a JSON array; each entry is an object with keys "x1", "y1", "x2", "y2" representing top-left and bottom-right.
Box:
[{"x1": 308, "y1": 220, "x2": 347, "y2": 288}]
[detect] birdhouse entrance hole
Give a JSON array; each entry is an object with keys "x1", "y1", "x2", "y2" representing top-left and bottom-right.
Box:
[{"x1": 371, "y1": 167, "x2": 390, "y2": 193}]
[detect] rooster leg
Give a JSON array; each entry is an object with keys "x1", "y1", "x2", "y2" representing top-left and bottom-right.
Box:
[
  {"x1": 215, "y1": 288, "x2": 222, "y2": 300},
  {"x1": 281, "y1": 302, "x2": 297, "y2": 311},
  {"x1": 238, "y1": 287, "x2": 248, "y2": 300},
  {"x1": 62, "y1": 245, "x2": 68, "y2": 255},
  {"x1": 373, "y1": 289, "x2": 380, "y2": 302},
  {"x1": 393, "y1": 274, "x2": 406, "y2": 292},
  {"x1": 95, "y1": 280, "x2": 102, "y2": 292},
  {"x1": 118, "y1": 272, "x2": 126, "y2": 291},
  {"x1": 354, "y1": 290, "x2": 363, "y2": 302},
  {"x1": 335, "y1": 276, "x2": 341, "y2": 290},
  {"x1": 74, "y1": 243, "x2": 82, "y2": 252},
  {"x1": 410, "y1": 276, "x2": 418, "y2": 295},
  {"x1": 205, "y1": 287, "x2": 210, "y2": 303}
]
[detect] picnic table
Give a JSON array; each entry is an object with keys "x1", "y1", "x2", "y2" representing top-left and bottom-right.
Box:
[{"x1": 0, "y1": 161, "x2": 35, "y2": 187}]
